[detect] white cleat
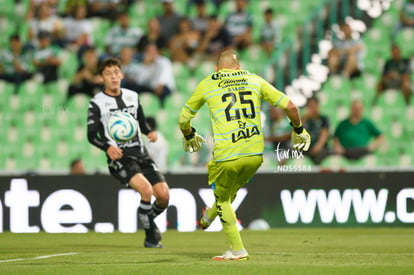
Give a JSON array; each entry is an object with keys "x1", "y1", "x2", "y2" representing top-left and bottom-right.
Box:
[{"x1": 212, "y1": 249, "x2": 250, "y2": 261}]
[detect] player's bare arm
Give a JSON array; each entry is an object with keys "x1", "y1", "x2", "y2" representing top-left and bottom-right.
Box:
[
  {"x1": 106, "y1": 146, "x2": 123, "y2": 160},
  {"x1": 283, "y1": 100, "x2": 311, "y2": 151},
  {"x1": 284, "y1": 100, "x2": 302, "y2": 127},
  {"x1": 368, "y1": 135, "x2": 384, "y2": 152},
  {"x1": 147, "y1": 131, "x2": 158, "y2": 142}
]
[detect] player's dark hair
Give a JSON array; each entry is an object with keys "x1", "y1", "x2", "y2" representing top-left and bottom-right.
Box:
[
  {"x1": 306, "y1": 96, "x2": 319, "y2": 105},
  {"x1": 179, "y1": 17, "x2": 192, "y2": 28},
  {"x1": 118, "y1": 11, "x2": 129, "y2": 18},
  {"x1": 391, "y1": 43, "x2": 400, "y2": 50},
  {"x1": 83, "y1": 45, "x2": 96, "y2": 53},
  {"x1": 9, "y1": 34, "x2": 20, "y2": 41},
  {"x1": 265, "y1": 7, "x2": 273, "y2": 14},
  {"x1": 98, "y1": 58, "x2": 122, "y2": 75},
  {"x1": 338, "y1": 21, "x2": 349, "y2": 28},
  {"x1": 70, "y1": 158, "x2": 82, "y2": 169}
]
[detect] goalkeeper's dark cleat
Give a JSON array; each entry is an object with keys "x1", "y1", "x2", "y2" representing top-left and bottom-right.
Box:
[
  {"x1": 144, "y1": 240, "x2": 164, "y2": 248},
  {"x1": 199, "y1": 207, "x2": 212, "y2": 230}
]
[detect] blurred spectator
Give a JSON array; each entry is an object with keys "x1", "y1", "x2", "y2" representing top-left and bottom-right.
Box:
[
  {"x1": 302, "y1": 97, "x2": 330, "y2": 165},
  {"x1": 135, "y1": 43, "x2": 175, "y2": 105},
  {"x1": 28, "y1": 2, "x2": 64, "y2": 47},
  {"x1": 137, "y1": 18, "x2": 168, "y2": 55},
  {"x1": 33, "y1": 31, "x2": 62, "y2": 83},
  {"x1": 67, "y1": 46, "x2": 101, "y2": 98},
  {"x1": 0, "y1": 34, "x2": 34, "y2": 92},
  {"x1": 87, "y1": 0, "x2": 123, "y2": 21},
  {"x1": 157, "y1": 0, "x2": 183, "y2": 44},
  {"x1": 190, "y1": 0, "x2": 209, "y2": 34},
  {"x1": 145, "y1": 117, "x2": 168, "y2": 173},
  {"x1": 264, "y1": 106, "x2": 291, "y2": 163},
  {"x1": 63, "y1": 0, "x2": 88, "y2": 17},
  {"x1": 398, "y1": 0, "x2": 414, "y2": 29},
  {"x1": 70, "y1": 158, "x2": 86, "y2": 174},
  {"x1": 169, "y1": 17, "x2": 200, "y2": 64},
  {"x1": 375, "y1": 44, "x2": 412, "y2": 105},
  {"x1": 333, "y1": 100, "x2": 384, "y2": 160},
  {"x1": 119, "y1": 47, "x2": 141, "y2": 91},
  {"x1": 26, "y1": 0, "x2": 58, "y2": 20},
  {"x1": 224, "y1": 0, "x2": 253, "y2": 50},
  {"x1": 186, "y1": 0, "x2": 226, "y2": 15},
  {"x1": 327, "y1": 22, "x2": 364, "y2": 78},
  {"x1": 196, "y1": 15, "x2": 232, "y2": 59},
  {"x1": 104, "y1": 11, "x2": 143, "y2": 57},
  {"x1": 63, "y1": 5, "x2": 93, "y2": 53},
  {"x1": 260, "y1": 7, "x2": 281, "y2": 57}
]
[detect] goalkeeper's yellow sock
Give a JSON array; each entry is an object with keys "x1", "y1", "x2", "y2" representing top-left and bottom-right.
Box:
[{"x1": 217, "y1": 200, "x2": 244, "y2": 251}]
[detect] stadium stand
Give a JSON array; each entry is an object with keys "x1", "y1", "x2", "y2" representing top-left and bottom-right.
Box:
[{"x1": 0, "y1": 0, "x2": 412, "y2": 174}]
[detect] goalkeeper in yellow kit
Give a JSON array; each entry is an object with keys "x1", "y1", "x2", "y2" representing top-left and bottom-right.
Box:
[{"x1": 178, "y1": 50, "x2": 311, "y2": 261}]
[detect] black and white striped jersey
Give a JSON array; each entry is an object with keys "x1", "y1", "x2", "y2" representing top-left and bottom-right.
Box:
[{"x1": 87, "y1": 88, "x2": 152, "y2": 157}]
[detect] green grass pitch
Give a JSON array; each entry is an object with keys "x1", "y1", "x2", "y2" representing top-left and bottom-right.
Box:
[{"x1": 0, "y1": 228, "x2": 413, "y2": 274}]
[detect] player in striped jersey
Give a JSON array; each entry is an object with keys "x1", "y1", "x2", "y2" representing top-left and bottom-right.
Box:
[
  {"x1": 87, "y1": 58, "x2": 169, "y2": 248},
  {"x1": 178, "y1": 50, "x2": 310, "y2": 260}
]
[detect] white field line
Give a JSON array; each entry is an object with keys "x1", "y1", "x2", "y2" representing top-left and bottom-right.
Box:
[
  {"x1": 91, "y1": 251, "x2": 414, "y2": 256},
  {"x1": 255, "y1": 252, "x2": 414, "y2": 256},
  {"x1": 0, "y1": 252, "x2": 77, "y2": 263}
]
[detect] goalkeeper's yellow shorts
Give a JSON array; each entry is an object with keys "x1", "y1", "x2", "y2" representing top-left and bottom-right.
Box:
[{"x1": 208, "y1": 155, "x2": 263, "y2": 201}]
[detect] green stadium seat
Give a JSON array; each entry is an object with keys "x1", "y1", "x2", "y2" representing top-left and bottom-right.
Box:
[
  {"x1": 49, "y1": 154, "x2": 71, "y2": 170},
  {"x1": 18, "y1": 80, "x2": 45, "y2": 111},
  {"x1": 395, "y1": 28, "x2": 414, "y2": 57},
  {"x1": 5, "y1": 120, "x2": 26, "y2": 146},
  {"x1": 49, "y1": 107, "x2": 76, "y2": 140},
  {"x1": 347, "y1": 154, "x2": 381, "y2": 169},
  {"x1": 3, "y1": 154, "x2": 18, "y2": 171},
  {"x1": 404, "y1": 106, "x2": 414, "y2": 137},
  {"x1": 388, "y1": 119, "x2": 404, "y2": 140},
  {"x1": 38, "y1": 154, "x2": 52, "y2": 171},
  {"x1": 399, "y1": 154, "x2": 413, "y2": 167},
  {"x1": 14, "y1": 138, "x2": 40, "y2": 171},
  {"x1": 370, "y1": 105, "x2": 386, "y2": 125},
  {"x1": 377, "y1": 136, "x2": 400, "y2": 161},
  {"x1": 0, "y1": 81, "x2": 14, "y2": 111},
  {"x1": 320, "y1": 155, "x2": 350, "y2": 169},
  {"x1": 0, "y1": 11, "x2": 18, "y2": 48},
  {"x1": 6, "y1": 92, "x2": 23, "y2": 114},
  {"x1": 21, "y1": 108, "x2": 46, "y2": 140},
  {"x1": 82, "y1": 145, "x2": 107, "y2": 171},
  {"x1": 53, "y1": 138, "x2": 74, "y2": 161},
  {"x1": 139, "y1": 93, "x2": 160, "y2": 117},
  {"x1": 362, "y1": 45, "x2": 388, "y2": 75},
  {"x1": 44, "y1": 79, "x2": 69, "y2": 104},
  {"x1": 351, "y1": 77, "x2": 376, "y2": 105},
  {"x1": 58, "y1": 50, "x2": 79, "y2": 80},
  {"x1": 322, "y1": 76, "x2": 352, "y2": 98},
  {"x1": 90, "y1": 18, "x2": 111, "y2": 52},
  {"x1": 375, "y1": 90, "x2": 406, "y2": 118},
  {"x1": 67, "y1": 94, "x2": 90, "y2": 113},
  {"x1": 285, "y1": 156, "x2": 314, "y2": 167},
  {"x1": 0, "y1": 0, "x2": 16, "y2": 17}
]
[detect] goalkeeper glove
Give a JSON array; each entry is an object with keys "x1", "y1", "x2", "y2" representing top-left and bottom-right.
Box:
[
  {"x1": 182, "y1": 127, "x2": 205, "y2": 153},
  {"x1": 290, "y1": 123, "x2": 311, "y2": 151}
]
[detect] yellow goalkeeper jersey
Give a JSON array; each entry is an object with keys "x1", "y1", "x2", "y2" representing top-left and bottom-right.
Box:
[{"x1": 179, "y1": 69, "x2": 289, "y2": 162}]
